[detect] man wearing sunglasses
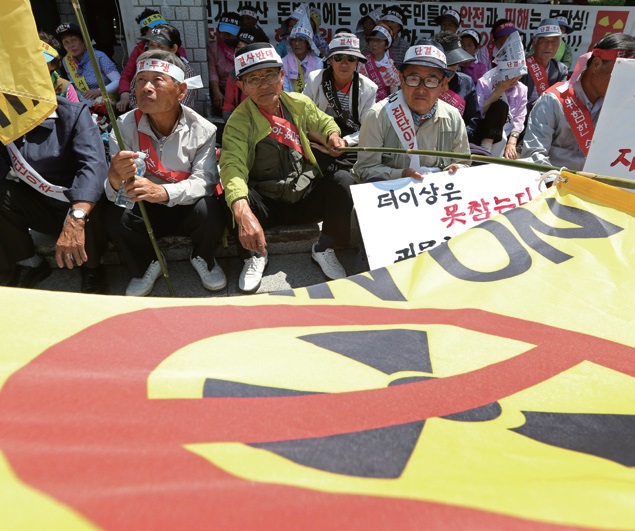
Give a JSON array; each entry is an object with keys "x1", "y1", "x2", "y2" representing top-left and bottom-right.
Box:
[
  {"x1": 354, "y1": 43, "x2": 470, "y2": 182},
  {"x1": 220, "y1": 43, "x2": 352, "y2": 293},
  {"x1": 303, "y1": 33, "x2": 377, "y2": 175}
]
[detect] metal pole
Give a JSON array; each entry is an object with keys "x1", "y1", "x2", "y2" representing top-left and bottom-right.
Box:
[
  {"x1": 70, "y1": 0, "x2": 175, "y2": 296},
  {"x1": 339, "y1": 146, "x2": 635, "y2": 190}
]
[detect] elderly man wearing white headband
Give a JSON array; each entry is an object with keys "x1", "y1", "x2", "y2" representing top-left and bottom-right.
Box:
[
  {"x1": 521, "y1": 18, "x2": 568, "y2": 113},
  {"x1": 220, "y1": 42, "x2": 351, "y2": 293},
  {"x1": 522, "y1": 33, "x2": 635, "y2": 172},
  {"x1": 354, "y1": 43, "x2": 470, "y2": 183},
  {"x1": 103, "y1": 50, "x2": 226, "y2": 297}
]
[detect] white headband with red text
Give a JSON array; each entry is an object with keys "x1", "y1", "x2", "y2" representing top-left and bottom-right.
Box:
[{"x1": 136, "y1": 58, "x2": 203, "y2": 89}]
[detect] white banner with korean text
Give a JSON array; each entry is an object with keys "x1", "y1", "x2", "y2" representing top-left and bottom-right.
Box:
[
  {"x1": 351, "y1": 164, "x2": 541, "y2": 270},
  {"x1": 585, "y1": 59, "x2": 635, "y2": 181},
  {"x1": 207, "y1": 2, "x2": 635, "y2": 71}
]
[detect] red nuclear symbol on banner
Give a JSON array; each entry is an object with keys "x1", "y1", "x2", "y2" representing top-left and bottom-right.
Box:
[
  {"x1": 588, "y1": 10, "x2": 630, "y2": 51},
  {"x1": 0, "y1": 305, "x2": 633, "y2": 530}
]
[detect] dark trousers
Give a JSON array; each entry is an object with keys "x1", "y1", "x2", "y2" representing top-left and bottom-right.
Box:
[
  {"x1": 0, "y1": 180, "x2": 107, "y2": 272},
  {"x1": 473, "y1": 99, "x2": 509, "y2": 145},
  {"x1": 238, "y1": 171, "x2": 354, "y2": 258},
  {"x1": 102, "y1": 195, "x2": 226, "y2": 278}
]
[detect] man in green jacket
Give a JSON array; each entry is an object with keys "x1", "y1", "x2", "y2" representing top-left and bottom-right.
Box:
[{"x1": 220, "y1": 43, "x2": 352, "y2": 293}]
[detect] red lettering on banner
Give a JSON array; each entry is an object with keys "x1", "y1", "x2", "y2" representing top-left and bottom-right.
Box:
[
  {"x1": 390, "y1": 103, "x2": 415, "y2": 149},
  {"x1": 610, "y1": 148, "x2": 635, "y2": 173}
]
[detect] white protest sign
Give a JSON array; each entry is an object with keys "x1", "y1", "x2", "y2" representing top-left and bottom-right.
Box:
[
  {"x1": 584, "y1": 59, "x2": 635, "y2": 181},
  {"x1": 351, "y1": 164, "x2": 541, "y2": 270}
]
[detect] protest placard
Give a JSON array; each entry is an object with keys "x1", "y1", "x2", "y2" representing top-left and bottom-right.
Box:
[{"x1": 351, "y1": 164, "x2": 541, "y2": 270}]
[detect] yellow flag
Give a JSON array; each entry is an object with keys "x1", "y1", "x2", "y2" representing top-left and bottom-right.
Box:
[{"x1": 0, "y1": 0, "x2": 57, "y2": 145}]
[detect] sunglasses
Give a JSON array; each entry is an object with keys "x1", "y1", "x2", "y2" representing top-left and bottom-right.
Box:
[{"x1": 332, "y1": 54, "x2": 358, "y2": 63}]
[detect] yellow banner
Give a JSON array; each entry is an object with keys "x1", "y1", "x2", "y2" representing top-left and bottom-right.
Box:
[
  {"x1": 0, "y1": 0, "x2": 57, "y2": 144},
  {"x1": 0, "y1": 173, "x2": 633, "y2": 530}
]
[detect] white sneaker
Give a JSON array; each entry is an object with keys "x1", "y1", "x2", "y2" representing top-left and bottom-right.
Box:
[
  {"x1": 190, "y1": 255, "x2": 227, "y2": 291},
  {"x1": 125, "y1": 260, "x2": 162, "y2": 296},
  {"x1": 312, "y1": 244, "x2": 346, "y2": 280},
  {"x1": 239, "y1": 253, "x2": 268, "y2": 293}
]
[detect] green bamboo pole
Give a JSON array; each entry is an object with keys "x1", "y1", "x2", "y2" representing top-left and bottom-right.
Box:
[
  {"x1": 71, "y1": 0, "x2": 175, "y2": 296},
  {"x1": 339, "y1": 146, "x2": 635, "y2": 190}
]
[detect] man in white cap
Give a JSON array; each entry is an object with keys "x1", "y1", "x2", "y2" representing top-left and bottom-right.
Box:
[
  {"x1": 521, "y1": 18, "x2": 568, "y2": 112},
  {"x1": 304, "y1": 32, "x2": 378, "y2": 171},
  {"x1": 104, "y1": 50, "x2": 227, "y2": 296},
  {"x1": 522, "y1": 33, "x2": 635, "y2": 171},
  {"x1": 353, "y1": 43, "x2": 470, "y2": 182},
  {"x1": 434, "y1": 9, "x2": 462, "y2": 34},
  {"x1": 220, "y1": 43, "x2": 352, "y2": 293}
]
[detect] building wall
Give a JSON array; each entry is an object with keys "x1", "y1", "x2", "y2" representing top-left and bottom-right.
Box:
[{"x1": 55, "y1": 0, "x2": 210, "y2": 115}]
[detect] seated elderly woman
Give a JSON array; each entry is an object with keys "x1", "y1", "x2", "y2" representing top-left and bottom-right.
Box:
[
  {"x1": 282, "y1": 13, "x2": 322, "y2": 93},
  {"x1": 475, "y1": 32, "x2": 528, "y2": 159},
  {"x1": 39, "y1": 32, "x2": 79, "y2": 102},
  {"x1": 55, "y1": 22, "x2": 120, "y2": 105},
  {"x1": 358, "y1": 23, "x2": 400, "y2": 102}
]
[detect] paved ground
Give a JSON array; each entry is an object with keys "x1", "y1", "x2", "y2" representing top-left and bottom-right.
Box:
[{"x1": 36, "y1": 247, "x2": 365, "y2": 298}]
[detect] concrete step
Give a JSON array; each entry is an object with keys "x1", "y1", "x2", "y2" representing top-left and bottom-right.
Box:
[{"x1": 33, "y1": 222, "x2": 322, "y2": 266}]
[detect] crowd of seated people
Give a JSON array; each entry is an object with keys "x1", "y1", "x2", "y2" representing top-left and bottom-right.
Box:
[{"x1": 1, "y1": 3, "x2": 633, "y2": 297}]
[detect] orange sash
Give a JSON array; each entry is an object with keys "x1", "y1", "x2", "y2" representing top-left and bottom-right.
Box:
[
  {"x1": 527, "y1": 56, "x2": 549, "y2": 96},
  {"x1": 547, "y1": 82, "x2": 594, "y2": 156},
  {"x1": 259, "y1": 107, "x2": 306, "y2": 158},
  {"x1": 134, "y1": 110, "x2": 191, "y2": 183}
]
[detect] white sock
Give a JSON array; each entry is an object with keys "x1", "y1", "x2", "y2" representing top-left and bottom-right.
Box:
[
  {"x1": 480, "y1": 138, "x2": 494, "y2": 151},
  {"x1": 17, "y1": 255, "x2": 43, "y2": 268}
]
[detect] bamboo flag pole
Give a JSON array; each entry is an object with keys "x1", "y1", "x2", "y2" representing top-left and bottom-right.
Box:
[
  {"x1": 71, "y1": 0, "x2": 176, "y2": 296},
  {"x1": 339, "y1": 146, "x2": 635, "y2": 190}
]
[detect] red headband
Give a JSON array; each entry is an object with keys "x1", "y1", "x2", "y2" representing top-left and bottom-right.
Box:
[{"x1": 591, "y1": 48, "x2": 635, "y2": 61}]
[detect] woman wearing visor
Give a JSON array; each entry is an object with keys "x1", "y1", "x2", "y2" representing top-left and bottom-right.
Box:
[{"x1": 358, "y1": 23, "x2": 400, "y2": 102}]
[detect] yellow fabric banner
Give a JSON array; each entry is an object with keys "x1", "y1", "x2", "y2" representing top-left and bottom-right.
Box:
[
  {"x1": 0, "y1": 0, "x2": 57, "y2": 145},
  {"x1": 0, "y1": 172, "x2": 633, "y2": 530}
]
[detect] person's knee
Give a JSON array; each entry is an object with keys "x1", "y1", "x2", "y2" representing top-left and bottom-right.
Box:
[{"x1": 193, "y1": 196, "x2": 227, "y2": 226}]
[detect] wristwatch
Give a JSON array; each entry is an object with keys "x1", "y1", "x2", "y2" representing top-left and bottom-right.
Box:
[{"x1": 69, "y1": 208, "x2": 89, "y2": 222}]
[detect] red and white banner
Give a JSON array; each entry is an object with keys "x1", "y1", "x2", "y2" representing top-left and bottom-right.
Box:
[{"x1": 207, "y1": 2, "x2": 635, "y2": 70}]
